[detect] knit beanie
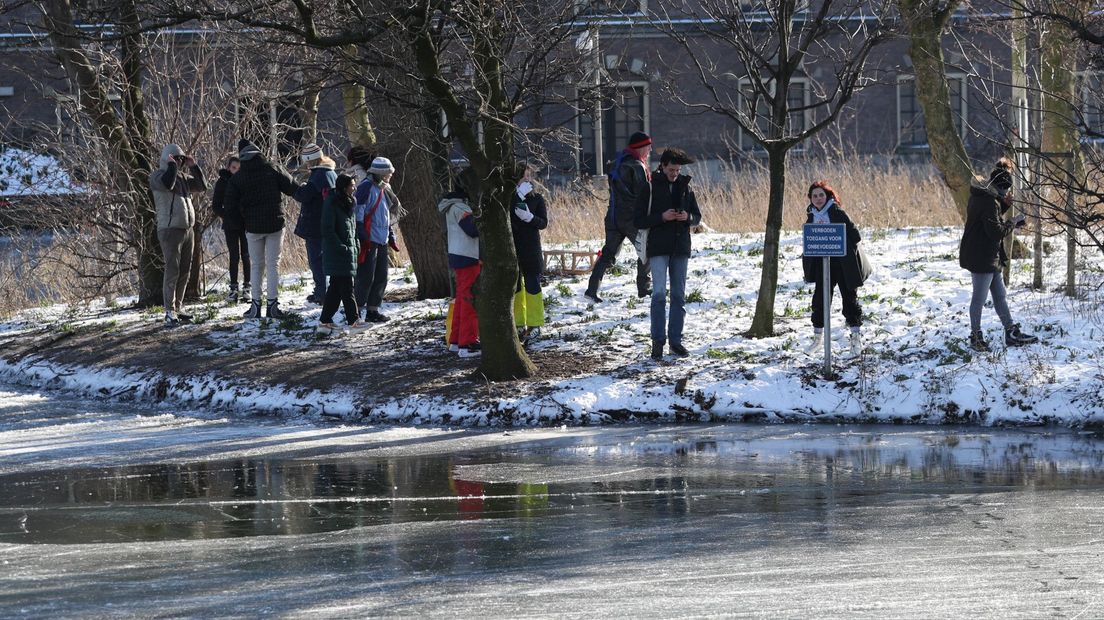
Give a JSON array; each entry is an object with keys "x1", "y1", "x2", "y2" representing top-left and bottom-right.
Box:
[
  {"x1": 627, "y1": 131, "x2": 652, "y2": 149},
  {"x1": 300, "y1": 143, "x2": 323, "y2": 163},
  {"x1": 238, "y1": 139, "x2": 261, "y2": 160},
  {"x1": 368, "y1": 156, "x2": 395, "y2": 176}
]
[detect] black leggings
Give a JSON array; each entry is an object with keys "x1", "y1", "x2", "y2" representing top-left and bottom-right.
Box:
[
  {"x1": 811, "y1": 258, "x2": 862, "y2": 329},
  {"x1": 224, "y1": 229, "x2": 250, "y2": 287},
  {"x1": 321, "y1": 275, "x2": 358, "y2": 325}
]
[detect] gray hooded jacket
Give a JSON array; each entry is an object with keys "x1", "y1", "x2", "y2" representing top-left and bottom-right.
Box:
[{"x1": 150, "y1": 144, "x2": 208, "y2": 230}]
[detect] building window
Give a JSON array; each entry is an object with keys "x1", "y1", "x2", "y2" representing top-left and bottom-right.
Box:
[
  {"x1": 576, "y1": 0, "x2": 646, "y2": 15},
  {"x1": 577, "y1": 82, "x2": 649, "y2": 175},
  {"x1": 1076, "y1": 73, "x2": 1104, "y2": 139},
  {"x1": 897, "y1": 74, "x2": 967, "y2": 149},
  {"x1": 736, "y1": 78, "x2": 809, "y2": 152}
]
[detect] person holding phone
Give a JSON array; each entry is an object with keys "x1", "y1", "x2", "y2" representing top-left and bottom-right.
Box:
[
  {"x1": 959, "y1": 157, "x2": 1038, "y2": 351},
  {"x1": 634, "y1": 148, "x2": 701, "y2": 361}
]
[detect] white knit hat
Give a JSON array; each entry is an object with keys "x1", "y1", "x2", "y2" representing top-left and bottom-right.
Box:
[
  {"x1": 300, "y1": 143, "x2": 324, "y2": 163},
  {"x1": 368, "y1": 156, "x2": 395, "y2": 176}
]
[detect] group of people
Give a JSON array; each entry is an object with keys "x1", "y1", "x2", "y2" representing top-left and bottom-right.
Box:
[
  {"x1": 150, "y1": 139, "x2": 403, "y2": 331},
  {"x1": 582, "y1": 132, "x2": 1039, "y2": 360},
  {"x1": 148, "y1": 130, "x2": 1038, "y2": 360}
]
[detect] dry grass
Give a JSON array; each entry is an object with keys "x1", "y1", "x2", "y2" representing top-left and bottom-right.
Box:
[{"x1": 543, "y1": 159, "x2": 963, "y2": 244}]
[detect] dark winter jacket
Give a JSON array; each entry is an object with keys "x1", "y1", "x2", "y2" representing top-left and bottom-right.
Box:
[
  {"x1": 211, "y1": 169, "x2": 241, "y2": 232},
  {"x1": 635, "y1": 171, "x2": 702, "y2": 258},
  {"x1": 150, "y1": 144, "x2": 207, "y2": 231},
  {"x1": 801, "y1": 202, "x2": 869, "y2": 289},
  {"x1": 321, "y1": 190, "x2": 358, "y2": 277},
  {"x1": 510, "y1": 191, "x2": 548, "y2": 274},
  {"x1": 293, "y1": 164, "x2": 337, "y2": 240},
  {"x1": 223, "y1": 155, "x2": 301, "y2": 235},
  {"x1": 606, "y1": 149, "x2": 651, "y2": 233},
  {"x1": 959, "y1": 179, "x2": 1017, "y2": 274}
]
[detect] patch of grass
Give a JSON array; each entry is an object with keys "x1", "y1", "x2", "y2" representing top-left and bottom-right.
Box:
[
  {"x1": 277, "y1": 313, "x2": 305, "y2": 332},
  {"x1": 686, "y1": 290, "x2": 705, "y2": 304},
  {"x1": 705, "y1": 347, "x2": 757, "y2": 363},
  {"x1": 143, "y1": 305, "x2": 165, "y2": 316},
  {"x1": 279, "y1": 279, "x2": 306, "y2": 294},
  {"x1": 556, "y1": 282, "x2": 571, "y2": 297}
]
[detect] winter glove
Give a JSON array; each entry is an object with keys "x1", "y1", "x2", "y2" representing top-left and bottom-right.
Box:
[
  {"x1": 1013, "y1": 214, "x2": 1027, "y2": 228},
  {"x1": 517, "y1": 181, "x2": 533, "y2": 201},
  {"x1": 514, "y1": 207, "x2": 534, "y2": 223}
]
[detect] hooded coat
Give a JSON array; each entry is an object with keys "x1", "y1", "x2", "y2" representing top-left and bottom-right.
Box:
[
  {"x1": 293, "y1": 161, "x2": 337, "y2": 239},
  {"x1": 224, "y1": 150, "x2": 300, "y2": 235},
  {"x1": 635, "y1": 171, "x2": 702, "y2": 258},
  {"x1": 321, "y1": 190, "x2": 358, "y2": 277},
  {"x1": 606, "y1": 149, "x2": 651, "y2": 232},
  {"x1": 439, "y1": 191, "x2": 480, "y2": 269},
  {"x1": 959, "y1": 179, "x2": 1017, "y2": 274},
  {"x1": 801, "y1": 201, "x2": 869, "y2": 289},
  {"x1": 150, "y1": 144, "x2": 207, "y2": 231}
]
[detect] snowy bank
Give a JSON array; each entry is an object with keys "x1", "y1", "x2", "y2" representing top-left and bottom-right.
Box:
[{"x1": 1, "y1": 227, "x2": 1102, "y2": 428}]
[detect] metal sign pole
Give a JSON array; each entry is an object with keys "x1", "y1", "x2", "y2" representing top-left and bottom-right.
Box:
[{"x1": 822, "y1": 256, "x2": 831, "y2": 376}]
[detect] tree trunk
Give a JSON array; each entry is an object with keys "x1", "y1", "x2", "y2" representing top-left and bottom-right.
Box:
[
  {"x1": 40, "y1": 0, "x2": 162, "y2": 306},
  {"x1": 899, "y1": 0, "x2": 972, "y2": 221},
  {"x1": 473, "y1": 168, "x2": 536, "y2": 380},
  {"x1": 1039, "y1": 19, "x2": 1081, "y2": 297},
  {"x1": 301, "y1": 85, "x2": 321, "y2": 145},
  {"x1": 342, "y1": 82, "x2": 376, "y2": 147},
  {"x1": 395, "y1": 146, "x2": 451, "y2": 299},
  {"x1": 747, "y1": 146, "x2": 788, "y2": 338}
]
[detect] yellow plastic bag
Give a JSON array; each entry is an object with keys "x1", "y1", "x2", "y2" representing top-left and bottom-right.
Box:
[{"x1": 444, "y1": 298, "x2": 455, "y2": 343}]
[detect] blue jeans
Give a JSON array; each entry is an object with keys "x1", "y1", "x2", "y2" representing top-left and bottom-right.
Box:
[
  {"x1": 649, "y1": 255, "x2": 688, "y2": 345},
  {"x1": 305, "y1": 237, "x2": 326, "y2": 299}
]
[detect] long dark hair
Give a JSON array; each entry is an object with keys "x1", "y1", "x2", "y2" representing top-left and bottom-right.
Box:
[{"x1": 807, "y1": 180, "x2": 841, "y2": 206}]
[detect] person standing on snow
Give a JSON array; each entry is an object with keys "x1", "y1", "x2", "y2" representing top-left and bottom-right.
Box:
[
  {"x1": 439, "y1": 174, "x2": 481, "y2": 358},
  {"x1": 959, "y1": 158, "x2": 1038, "y2": 351},
  {"x1": 635, "y1": 148, "x2": 701, "y2": 361},
  {"x1": 353, "y1": 156, "x2": 402, "y2": 323},
  {"x1": 800, "y1": 180, "x2": 870, "y2": 357},
  {"x1": 150, "y1": 143, "x2": 208, "y2": 327},
  {"x1": 316, "y1": 174, "x2": 369, "y2": 336},
  {"x1": 293, "y1": 143, "x2": 337, "y2": 305},
  {"x1": 510, "y1": 163, "x2": 548, "y2": 346},
  {"x1": 584, "y1": 131, "x2": 652, "y2": 303},
  {"x1": 211, "y1": 155, "x2": 249, "y2": 303},
  {"x1": 223, "y1": 139, "x2": 302, "y2": 320}
]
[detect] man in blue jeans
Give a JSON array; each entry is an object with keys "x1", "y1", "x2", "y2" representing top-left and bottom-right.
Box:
[{"x1": 634, "y1": 148, "x2": 701, "y2": 361}]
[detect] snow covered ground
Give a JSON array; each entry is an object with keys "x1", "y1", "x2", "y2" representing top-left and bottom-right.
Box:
[{"x1": 1, "y1": 227, "x2": 1102, "y2": 427}]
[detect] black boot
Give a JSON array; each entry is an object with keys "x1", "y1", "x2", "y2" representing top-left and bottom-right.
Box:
[
  {"x1": 266, "y1": 299, "x2": 286, "y2": 319},
  {"x1": 1005, "y1": 323, "x2": 1038, "y2": 346},
  {"x1": 243, "y1": 300, "x2": 262, "y2": 319},
  {"x1": 651, "y1": 341, "x2": 665, "y2": 361},
  {"x1": 669, "y1": 342, "x2": 690, "y2": 358},
  {"x1": 969, "y1": 330, "x2": 990, "y2": 352}
]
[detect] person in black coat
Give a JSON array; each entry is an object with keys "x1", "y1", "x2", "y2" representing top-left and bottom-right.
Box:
[
  {"x1": 634, "y1": 148, "x2": 701, "y2": 361},
  {"x1": 211, "y1": 155, "x2": 249, "y2": 303},
  {"x1": 800, "y1": 180, "x2": 870, "y2": 357},
  {"x1": 584, "y1": 131, "x2": 652, "y2": 303},
  {"x1": 223, "y1": 139, "x2": 302, "y2": 320},
  {"x1": 510, "y1": 164, "x2": 548, "y2": 345},
  {"x1": 317, "y1": 174, "x2": 368, "y2": 336},
  {"x1": 958, "y1": 158, "x2": 1038, "y2": 351}
]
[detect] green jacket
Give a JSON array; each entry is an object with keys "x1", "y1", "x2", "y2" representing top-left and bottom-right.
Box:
[{"x1": 321, "y1": 191, "x2": 358, "y2": 276}]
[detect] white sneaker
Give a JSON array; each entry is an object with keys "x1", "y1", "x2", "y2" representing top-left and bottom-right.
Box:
[
  {"x1": 849, "y1": 332, "x2": 862, "y2": 357},
  {"x1": 448, "y1": 343, "x2": 460, "y2": 353},
  {"x1": 346, "y1": 321, "x2": 370, "y2": 335},
  {"x1": 316, "y1": 322, "x2": 341, "y2": 336},
  {"x1": 458, "y1": 343, "x2": 482, "y2": 358},
  {"x1": 805, "y1": 331, "x2": 824, "y2": 354}
]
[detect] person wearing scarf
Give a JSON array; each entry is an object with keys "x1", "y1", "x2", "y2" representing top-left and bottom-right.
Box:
[{"x1": 800, "y1": 180, "x2": 867, "y2": 357}]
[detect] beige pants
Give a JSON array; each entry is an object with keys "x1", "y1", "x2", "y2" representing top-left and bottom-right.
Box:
[
  {"x1": 158, "y1": 227, "x2": 194, "y2": 313},
  {"x1": 247, "y1": 231, "x2": 283, "y2": 302}
]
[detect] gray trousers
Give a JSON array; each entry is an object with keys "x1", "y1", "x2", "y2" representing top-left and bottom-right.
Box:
[
  {"x1": 158, "y1": 227, "x2": 194, "y2": 313},
  {"x1": 969, "y1": 272, "x2": 1013, "y2": 332},
  {"x1": 247, "y1": 231, "x2": 284, "y2": 302}
]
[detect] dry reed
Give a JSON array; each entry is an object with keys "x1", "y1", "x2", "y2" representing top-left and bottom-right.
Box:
[{"x1": 542, "y1": 159, "x2": 963, "y2": 245}]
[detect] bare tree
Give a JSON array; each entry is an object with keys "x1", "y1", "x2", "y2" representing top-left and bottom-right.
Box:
[{"x1": 659, "y1": 0, "x2": 890, "y2": 337}]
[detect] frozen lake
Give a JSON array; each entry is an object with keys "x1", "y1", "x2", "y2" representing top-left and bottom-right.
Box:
[{"x1": 1, "y1": 384, "x2": 1103, "y2": 617}]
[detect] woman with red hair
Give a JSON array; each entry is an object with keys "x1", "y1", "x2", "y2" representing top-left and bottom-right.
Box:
[{"x1": 801, "y1": 180, "x2": 870, "y2": 356}]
